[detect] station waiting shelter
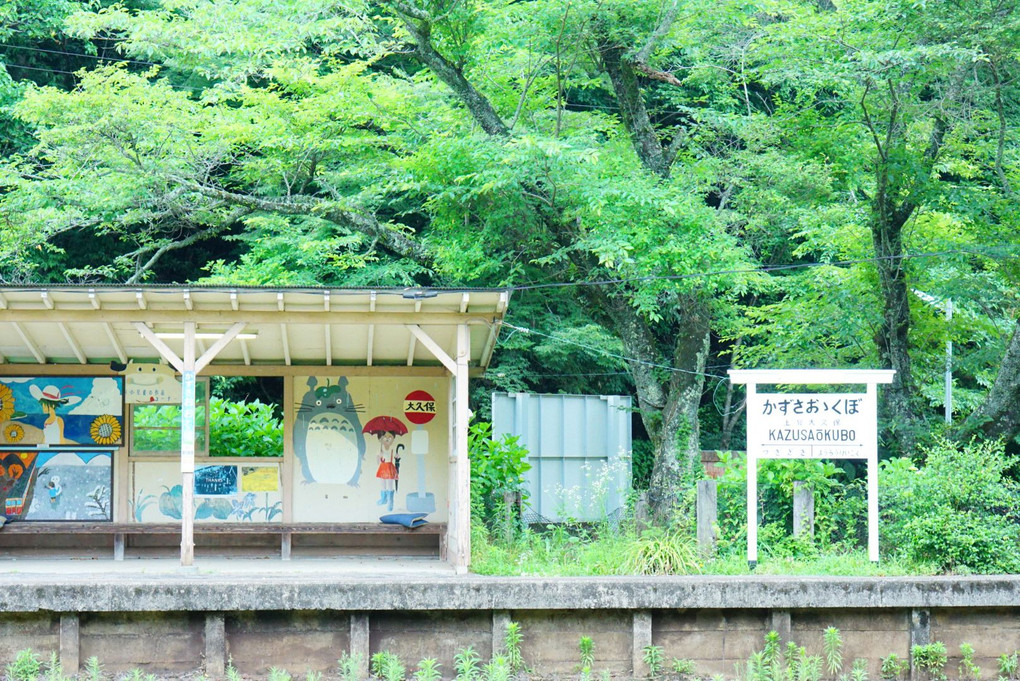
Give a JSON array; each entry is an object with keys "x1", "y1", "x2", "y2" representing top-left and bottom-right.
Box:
[{"x1": 0, "y1": 285, "x2": 511, "y2": 571}]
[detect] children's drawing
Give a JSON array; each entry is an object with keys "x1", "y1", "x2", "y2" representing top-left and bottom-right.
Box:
[
  {"x1": 194, "y1": 465, "x2": 238, "y2": 496},
  {"x1": 1, "y1": 450, "x2": 113, "y2": 521},
  {"x1": 363, "y1": 415, "x2": 407, "y2": 512},
  {"x1": 0, "y1": 377, "x2": 124, "y2": 446},
  {"x1": 293, "y1": 377, "x2": 366, "y2": 485},
  {"x1": 111, "y1": 360, "x2": 182, "y2": 404},
  {"x1": 134, "y1": 460, "x2": 283, "y2": 523}
]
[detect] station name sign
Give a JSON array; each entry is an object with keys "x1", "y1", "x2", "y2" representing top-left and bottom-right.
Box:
[{"x1": 750, "y1": 393, "x2": 873, "y2": 460}]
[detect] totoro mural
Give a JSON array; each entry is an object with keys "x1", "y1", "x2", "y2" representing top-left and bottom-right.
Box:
[{"x1": 293, "y1": 377, "x2": 367, "y2": 486}]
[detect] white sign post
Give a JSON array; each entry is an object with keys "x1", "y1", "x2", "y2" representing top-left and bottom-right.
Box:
[{"x1": 728, "y1": 369, "x2": 895, "y2": 568}]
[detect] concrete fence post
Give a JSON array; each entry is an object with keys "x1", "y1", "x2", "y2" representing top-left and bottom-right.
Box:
[
  {"x1": 350, "y1": 613, "x2": 371, "y2": 680},
  {"x1": 204, "y1": 613, "x2": 226, "y2": 680},
  {"x1": 909, "y1": 609, "x2": 931, "y2": 681},
  {"x1": 769, "y1": 610, "x2": 792, "y2": 644},
  {"x1": 696, "y1": 480, "x2": 718, "y2": 554},
  {"x1": 793, "y1": 481, "x2": 814, "y2": 538},
  {"x1": 59, "y1": 614, "x2": 79, "y2": 678},
  {"x1": 632, "y1": 610, "x2": 652, "y2": 678},
  {"x1": 492, "y1": 611, "x2": 512, "y2": 660}
]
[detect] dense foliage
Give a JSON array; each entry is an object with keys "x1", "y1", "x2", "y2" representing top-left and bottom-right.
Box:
[{"x1": 2, "y1": 0, "x2": 1020, "y2": 524}]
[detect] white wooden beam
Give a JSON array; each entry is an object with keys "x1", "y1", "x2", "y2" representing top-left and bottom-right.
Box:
[
  {"x1": 324, "y1": 325, "x2": 333, "y2": 366},
  {"x1": 1, "y1": 309, "x2": 483, "y2": 325},
  {"x1": 0, "y1": 292, "x2": 7, "y2": 309},
  {"x1": 104, "y1": 323, "x2": 127, "y2": 364},
  {"x1": 407, "y1": 335, "x2": 416, "y2": 367},
  {"x1": 451, "y1": 323, "x2": 471, "y2": 572},
  {"x1": 183, "y1": 291, "x2": 193, "y2": 310},
  {"x1": 133, "y1": 322, "x2": 184, "y2": 373},
  {"x1": 460, "y1": 293, "x2": 470, "y2": 313},
  {"x1": 240, "y1": 339, "x2": 251, "y2": 366},
  {"x1": 280, "y1": 323, "x2": 291, "y2": 366},
  {"x1": 89, "y1": 289, "x2": 101, "y2": 309},
  {"x1": 323, "y1": 291, "x2": 330, "y2": 312},
  {"x1": 136, "y1": 292, "x2": 147, "y2": 310},
  {"x1": 480, "y1": 292, "x2": 508, "y2": 368},
  {"x1": 12, "y1": 322, "x2": 46, "y2": 364},
  {"x1": 40, "y1": 291, "x2": 54, "y2": 309},
  {"x1": 729, "y1": 369, "x2": 896, "y2": 385},
  {"x1": 180, "y1": 321, "x2": 196, "y2": 567},
  {"x1": 58, "y1": 322, "x2": 87, "y2": 364},
  {"x1": 277, "y1": 292, "x2": 285, "y2": 311},
  {"x1": 405, "y1": 324, "x2": 457, "y2": 374},
  {"x1": 367, "y1": 292, "x2": 376, "y2": 367},
  {"x1": 230, "y1": 292, "x2": 239, "y2": 311},
  {"x1": 195, "y1": 322, "x2": 248, "y2": 373}
]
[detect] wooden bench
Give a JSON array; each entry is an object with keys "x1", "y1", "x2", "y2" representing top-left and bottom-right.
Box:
[{"x1": 0, "y1": 521, "x2": 447, "y2": 561}]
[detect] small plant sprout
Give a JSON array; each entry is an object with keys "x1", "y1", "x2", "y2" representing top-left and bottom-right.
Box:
[
  {"x1": 226, "y1": 658, "x2": 243, "y2": 681},
  {"x1": 371, "y1": 652, "x2": 406, "y2": 681},
  {"x1": 579, "y1": 636, "x2": 595, "y2": 681},
  {"x1": 482, "y1": 656, "x2": 511, "y2": 681},
  {"x1": 1000, "y1": 651, "x2": 1019, "y2": 681},
  {"x1": 414, "y1": 659, "x2": 441, "y2": 681},
  {"x1": 642, "y1": 645, "x2": 664, "y2": 680},
  {"x1": 880, "y1": 655, "x2": 906, "y2": 681},
  {"x1": 6, "y1": 649, "x2": 42, "y2": 681},
  {"x1": 454, "y1": 647, "x2": 481, "y2": 681},
  {"x1": 850, "y1": 659, "x2": 868, "y2": 681},
  {"x1": 305, "y1": 672, "x2": 323, "y2": 681},
  {"x1": 672, "y1": 659, "x2": 696, "y2": 680},
  {"x1": 268, "y1": 668, "x2": 292, "y2": 681},
  {"x1": 824, "y1": 628, "x2": 844, "y2": 678},
  {"x1": 43, "y1": 653, "x2": 64, "y2": 681},
  {"x1": 504, "y1": 621, "x2": 524, "y2": 673},
  {"x1": 911, "y1": 643, "x2": 948, "y2": 681},
  {"x1": 84, "y1": 656, "x2": 105, "y2": 681},
  {"x1": 339, "y1": 652, "x2": 366, "y2": 681},
  {"x1": 959, "y1": 644, "x2": 979, "y2": 681}
]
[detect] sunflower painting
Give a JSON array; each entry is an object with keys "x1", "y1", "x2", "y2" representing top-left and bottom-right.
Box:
[
  {"x1": 0, "y1": 383, "x2": 14, "y2": 422},
  {"x1": 3, "y1": 422, "x2": 24, "y2": 443},
  {"x1": 89, "y1": 415, "x2": 122, "y2": 446}
]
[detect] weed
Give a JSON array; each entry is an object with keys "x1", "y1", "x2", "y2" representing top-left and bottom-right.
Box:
[
  {"x1": 481, "y1": 656, "x2": 511, "y2": 681},
  {"x1": 626, "y1": 529, "x2": 702, "y2": 575},
  {"x1": 6, "y1": 650, "x2": 41, "y2": 681},
  {"x1": 579, "y1": 636, "x2": 595, "y2": 681},
  {"x1": 339, "y1": 652, "x2": 365, "y2": 681},
  {"x1": 84, "y1": 657, "x2": 105, "y2": 681},
  {"x1": 414, "y1": 659, "x2": 441, "y2": 681},
  {"x1": 642, "y1": 645, "x2": 664, "y2": 680},
  {"x1": 454, "y1": 647, "x2": 481, "y2": 681},
  {"x1": 226, "y1": 658, "x2": 243, "y2": 681},
  {"x1": 121, "y1": 670, "x2": 155, "y2": 681},
  {"x1": 503, "y1": 621, "x2": 524, "y2": 673},
  {"x1": 42, "y1": 653, "x2": 64, "y2": 681},
  {"x1": 672, "y1": 659, "x2": 696, "y2": 679},
  {"x1": 880, "y1": 655, "x2": 906, "y2": 681},
  {"x1": 371, "y1": 652, "x2": 406, "y2": 681},
  {"x1": 999, "y1": 652, "x2": 1019, "y2": 681},
  {"x1": 823, "y1": 628, "x2": 843, "y2": 678},
  {"x1": 850, "y1": 659, "x2": 867, "y2": 681},
  {"x1": 911, "y1": 643, "x2": 947, "y2": 681},
  {"x1": 267, "y1": 668, "x2": 292, "y2": 681},
  {"x1": 305, "y1": 672, "x2": 322, "y2": 681},
  {"x1": 959, "y1": 644, "x2": 979, "y2": 681}
]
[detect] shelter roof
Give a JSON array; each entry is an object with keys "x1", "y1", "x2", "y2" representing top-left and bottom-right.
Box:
[{"x1": 0, "y1": 285, "x2": 510, "y2": 369}]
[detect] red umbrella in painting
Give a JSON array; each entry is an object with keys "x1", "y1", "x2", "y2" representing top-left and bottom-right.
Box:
[
  {"x1": 363, "y1": 416, "x2": 408, "y2": 496},
  {"x1": 362, "y1": 416, "x2": 408, "y2": 436}
]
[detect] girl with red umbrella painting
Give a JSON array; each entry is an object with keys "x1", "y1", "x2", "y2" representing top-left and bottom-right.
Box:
[{"x1": 363, "y1": 415, "x2": 407, "y2": 512}]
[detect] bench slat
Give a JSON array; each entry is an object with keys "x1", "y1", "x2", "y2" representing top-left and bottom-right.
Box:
[{"x1": 0, "y1": 521, "x2": 446, "y2": 535}]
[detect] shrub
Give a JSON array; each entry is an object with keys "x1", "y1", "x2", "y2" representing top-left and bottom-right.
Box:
[
  {"x1": 881, "y1": 439, "x2": 1020, "y2": 573},
  {"x1": 911, "y1": 643, "x2": 947, "y2": 681},
  {"x1": 625, "y1": 528, "x2": 701, "y2": 575},
  {"x1": 468, "y1": 422, "x2": 530, "y2": 537}
]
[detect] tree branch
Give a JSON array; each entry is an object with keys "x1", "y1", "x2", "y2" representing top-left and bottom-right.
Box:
[{"x1": 633, "y1": 0, "x2": 681, "y2": 65}]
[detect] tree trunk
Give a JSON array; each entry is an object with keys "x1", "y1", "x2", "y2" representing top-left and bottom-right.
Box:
[{"x1": 958, "y1": 319, "x2": 1020, "y2": 443}]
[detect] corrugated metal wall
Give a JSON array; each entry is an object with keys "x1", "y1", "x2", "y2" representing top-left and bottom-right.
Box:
[{"x1": 491, "y1": 393, "x2": 632, "y2": 522}]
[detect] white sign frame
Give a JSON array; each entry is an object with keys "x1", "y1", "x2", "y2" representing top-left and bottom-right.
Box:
[{"x1": 728, "y1": 369, "x2": 895, "y2": 566}]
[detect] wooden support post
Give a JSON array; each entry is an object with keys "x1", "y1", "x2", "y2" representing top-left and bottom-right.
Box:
[
  {"x1": 350, "y1": 614, "x2": 371, "y2": 679},
  {"x1": 114, "y1": 532, "x2": 125, "y2": 561},
  {"x1": 281, "y1": 532, "x2": 292, "y2": 560},
  {"x1": 59, "y1": 614, "x2": 79, "y2": 678},
  {"x1": 205, "y1": 613, "x2": 226, "y2": 680},
  {"x1": 181, "y1": 322, "x2": 196, "y2": 567},
  {"x1": 793, "y1": 481, "x2": 814, "y2": 538},
  {"x1": 451, "y1": 323, "x2": 471, "y2": 572},
  {"x1": 632, "y1": 610, "x2": 652, "y2": 678},
  {"x1": 696, "y1": 480, "x2": 717, "y2": 554}
]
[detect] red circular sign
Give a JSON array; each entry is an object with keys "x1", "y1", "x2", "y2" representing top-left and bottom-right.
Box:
[{"x1": 404, "y1": 390, "x2": 436, "y2": 424}]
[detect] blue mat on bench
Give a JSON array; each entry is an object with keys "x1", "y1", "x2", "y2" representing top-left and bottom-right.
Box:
[{"x1": 379, "y1": 513, "x2": 429, "y2": 529}]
